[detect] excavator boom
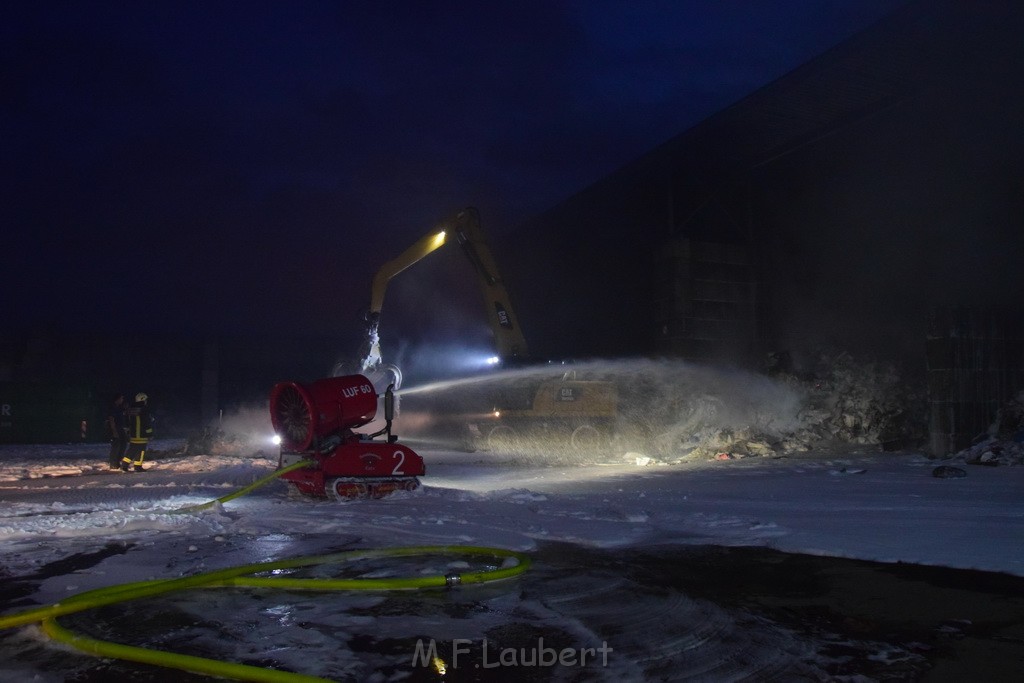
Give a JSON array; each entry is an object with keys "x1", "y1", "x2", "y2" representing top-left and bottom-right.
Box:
[
  {"x1": 355, "y1": 207, "x2": 528, "y2": 380},
  {"x1": 450, "y1": 207, "x2": 529, "y2": 363},
  {"x1": 359, "y1": 228, "x2": 449, "y2": 373},
  {"x1": 345, "y1": 207, "x2": 619, "y2": 456}
]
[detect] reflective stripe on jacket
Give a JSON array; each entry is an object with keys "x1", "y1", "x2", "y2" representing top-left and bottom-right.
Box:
[{"x1": 127, "y1": 405, "x2": 154, "y2": 443}]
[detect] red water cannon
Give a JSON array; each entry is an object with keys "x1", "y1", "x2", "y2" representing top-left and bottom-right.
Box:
[
  {"x1": 269, "y1": 374, "x2": 378, "y2": 452},
  {"x1": 269, "y1": 374, "x2": 423, "y2": 499}
]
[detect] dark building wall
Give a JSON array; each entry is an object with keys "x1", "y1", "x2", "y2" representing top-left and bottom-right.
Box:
[
  {"x1": 495, "y1": 141, "x2": 673, "y2": 361},
  {"x1": 750, "y1": 51, "x2": 1024, "y2": 363},
  {"x1": 501, "y1": 0, "x2": 1023, "y2": 455},
  {"x1": 926, "y1": 307, "x2": 1024, "y2": 454},
  {"x1": 654, "y1": 237, "x2": 758, "y2": 364},
  {"x1": 505, "y1": 0, "x2": 1024, "y2": 371}
]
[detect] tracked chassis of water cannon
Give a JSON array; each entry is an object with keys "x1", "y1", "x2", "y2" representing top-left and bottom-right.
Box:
[{"x1": 269, "y1": 374, "x2": 425, "y2": 499}]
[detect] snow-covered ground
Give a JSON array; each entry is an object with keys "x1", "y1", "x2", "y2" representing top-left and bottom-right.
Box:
[{"x1": 1, "y1": 437, "x2": 1022, "y2": 680}]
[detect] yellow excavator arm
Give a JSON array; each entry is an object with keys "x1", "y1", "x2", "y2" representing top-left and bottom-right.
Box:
[
  {"x1": 359, "y1": 228, "x2": 449, "y2": 373},
  {"x1": 354, "y1": 207, "x2": 529, "y2": 383},
  {"x1": 450, "y1": 207, "x2": 529, "y2": 363}
]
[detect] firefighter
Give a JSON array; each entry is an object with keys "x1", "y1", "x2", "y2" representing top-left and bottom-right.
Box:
[
  {"x1": 106, "y1": 393, "x2": 129, "y2": 469},
  {"x1": 122, "y1": 392, "x2": 154, "y2": 472}
]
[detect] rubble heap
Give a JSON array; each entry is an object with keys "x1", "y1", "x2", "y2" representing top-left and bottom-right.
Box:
[
  {"x1": 952, "y1": 390, "x2": 1024, "y2": 467},
  {"x1": 786, "y1": 351, "x2": 926, "y2": 451},
  {"x1": 956, "y1": 438, "x2": 1024, "y2": 467},
  {"x1": 647, "y1": 350, "x2": 927, "y2": 462}
]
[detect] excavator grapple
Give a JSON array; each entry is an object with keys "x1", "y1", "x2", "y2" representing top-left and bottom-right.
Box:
[{"x1": 269, "y1": 374, "x2": 424, "y2": 499}]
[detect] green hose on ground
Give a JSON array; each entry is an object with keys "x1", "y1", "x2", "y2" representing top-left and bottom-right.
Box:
[
  {"x1": 179, "y1": 457, "x2": 315, "y2": 512},
  {"x1": 0, "y1": 462, "x2": 532, "y2": 681},
  {"x1": 41, "y1": 616, "x2": 331, "y2": 683},
  {"x1": 4, "y1": 545, "x2": 531, "y2": 681}
]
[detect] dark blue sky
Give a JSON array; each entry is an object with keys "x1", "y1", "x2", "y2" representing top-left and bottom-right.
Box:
[{"x1": 4, "y1": 1, "x2": 906, "y2": 340}]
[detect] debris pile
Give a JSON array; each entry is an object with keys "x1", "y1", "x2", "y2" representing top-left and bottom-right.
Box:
[
  {"x1": 784, "y1": 351, "x2": 926, "y2": 451},
  {"x1": 956, "y1": 439, "x2": 1024, "y2": 466},
  {"x1": 649, "y1": 423, "x2": 781, "y2": 462},
  {"x1": 951, "y1": 390, "x2": 1024, "y2": 467},
  {"x1": 644, "y1": 350, "x2": 927, "y2": 463}
]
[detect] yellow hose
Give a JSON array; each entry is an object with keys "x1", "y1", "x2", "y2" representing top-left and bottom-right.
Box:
[
  {"x1": 41, "y1": 616, "x2": 330, "y2": 683},
  {"x1": 0, "y1": 462, "x2": 531, "y2": 681},
  {"x1": 179, "y1": 458, "x2": 315, "y2": 512},
  {"x1": 4, "y1": 545, "x2": 530, "y2": 681}
]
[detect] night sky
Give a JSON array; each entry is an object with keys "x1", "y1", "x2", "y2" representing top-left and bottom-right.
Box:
[{"x1": 5, "y1": 1, "x2": 906, "y2": 345}]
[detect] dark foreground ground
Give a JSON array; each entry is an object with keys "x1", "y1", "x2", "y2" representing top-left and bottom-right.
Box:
[
  {"x1": 632, "y1": 544, "x2": 1024, "y2": 682},
  {"x1": 2, "y1": 542, "x2": 1022, "y2": 681}
]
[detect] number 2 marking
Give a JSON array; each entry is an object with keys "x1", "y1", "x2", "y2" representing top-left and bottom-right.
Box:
[{"x1": 392, "y1": 450, "x2": 406, "y2": 475}]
